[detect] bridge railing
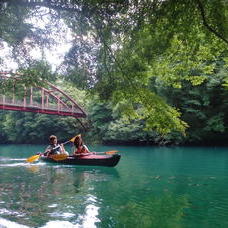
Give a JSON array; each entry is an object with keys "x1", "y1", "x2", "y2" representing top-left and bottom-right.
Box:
[{"x1": 0, "y1": 73, "x2": 87, "y2": 118}]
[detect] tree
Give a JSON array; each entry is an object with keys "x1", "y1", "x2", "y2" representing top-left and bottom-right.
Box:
[{"x1": 0, "y1": 0, "x2": 227, "y2": 135}]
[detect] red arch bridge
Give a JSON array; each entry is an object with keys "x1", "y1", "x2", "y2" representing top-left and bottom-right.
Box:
[{"x1": 0, "y1": 72, "x2": 87, "y2": 118}]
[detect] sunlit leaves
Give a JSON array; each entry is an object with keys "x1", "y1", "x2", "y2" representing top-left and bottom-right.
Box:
[
  {"x1": 149, "y1": 35, "x2": 223, "y2": 88},
  {"x1": 0, "y1": 0, "x2": 228, "y2": 136},
  {"x1": 110, "y1": 86, "x2": 188, "y2": 135}
]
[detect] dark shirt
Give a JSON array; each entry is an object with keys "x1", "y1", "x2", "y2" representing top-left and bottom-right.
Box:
[{"x1": 45, "y1": 144, "x2": 61, "y2": 155}]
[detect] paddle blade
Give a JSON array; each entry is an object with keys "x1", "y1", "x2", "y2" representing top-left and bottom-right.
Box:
[
  {"x1": 105, "y1": 150, "x2": 118, "y2": 155},
  {"x1": 69, "y1": 134, "x2": 81, "y2": 143},
  {"x1": 26, "y1": 154, "x2": 40, "y2": 163},
  {"x1": 50, "y1": 154, "x2": 68, "y2": 161}
]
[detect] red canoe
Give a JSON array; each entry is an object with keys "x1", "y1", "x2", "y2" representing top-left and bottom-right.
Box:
[{"x1": 40, "y1": 154, "x2": 121, "y2": 167}]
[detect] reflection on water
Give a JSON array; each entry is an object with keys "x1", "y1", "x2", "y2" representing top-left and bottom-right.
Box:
[
  {"x1": 1, "y1": 145, "x2": 228, "y2": 227},
  {"x1": 0, "y1": 148, "x2": 119, "y2": 227},
  {"x1": 26, "y1": 165, "x2": 41, "y2": 173}
]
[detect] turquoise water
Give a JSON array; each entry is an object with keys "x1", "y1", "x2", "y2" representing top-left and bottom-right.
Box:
[{"x1": 0, "y1": 145, "x2": 228, "y2": 228}]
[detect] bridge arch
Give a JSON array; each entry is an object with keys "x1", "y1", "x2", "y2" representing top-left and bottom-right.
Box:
[{"x1": 0, "y1": 72, "x2": 87, "y2": 118}]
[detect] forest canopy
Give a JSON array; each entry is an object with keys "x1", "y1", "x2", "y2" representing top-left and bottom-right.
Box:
[{"x1": 0, "y1": 0, "x2": 227, "y2": 144}]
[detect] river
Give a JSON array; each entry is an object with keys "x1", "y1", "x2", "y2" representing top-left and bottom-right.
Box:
[{"x1": 0, "y1": 144, "x2": 228, "y2": 228}]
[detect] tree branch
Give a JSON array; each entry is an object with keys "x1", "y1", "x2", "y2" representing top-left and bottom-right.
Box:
[{"x1": 195, "y1": 0, "x2": 228, "y2": 45}]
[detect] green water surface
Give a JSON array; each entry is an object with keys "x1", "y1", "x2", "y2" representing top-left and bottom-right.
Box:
[{"x1": 0, "y1": 145, "x2": 228, "y2": 228}]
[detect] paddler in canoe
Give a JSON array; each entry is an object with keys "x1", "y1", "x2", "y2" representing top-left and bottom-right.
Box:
[
  {"x1": 44, "y1": 135, "x2": 69, "y2": 156},
  {"x1": 73, "y1": 134, "x2": 91, "y2": 156},
  {"x1": 27, "y1": 134, "x2": 121, "y2": 166}
]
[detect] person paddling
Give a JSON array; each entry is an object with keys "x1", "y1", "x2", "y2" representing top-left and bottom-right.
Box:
[
  {"x1": 73, "y1": 134, "x2": 90, "y2": 156},
  {"x1": 44, "y1": 135, "x2": 67, "y2": 157}
]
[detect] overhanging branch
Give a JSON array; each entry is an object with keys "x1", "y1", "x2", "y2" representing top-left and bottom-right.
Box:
[{"x1": 195, "y1": 0, "x2": 228, "y2": 45}]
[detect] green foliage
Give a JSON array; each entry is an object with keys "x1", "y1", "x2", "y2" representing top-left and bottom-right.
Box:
[
  {"x1": 0, "y1": 111, "x2": 8, "y2": 143},
  {"x1": 0, "y1": 111, "x2": 84, "y2": 144},
  {"x1": 18, "y1": 61, "x2": 56, "y2": 87},
  {"x1": 91, "y1": 5, "x2": 226, "y2": 133},
  {"x1": 155, "y1": 68, "x2": 228, "y2": 144},
  {"x1": 0, "y1": 3, "x2": 30, "y2": 45},
  {"x1": 0, "y1": 0, "x2": 228, "y2": 143},
  {"x1": 87, "y1": 97, "x2": 181, "y2": 144},
  {"x1": 0, "y1": 61, "x2": 56, "y2": 97},
  {"x1": 80, "y1": 0, "x2": 227, "y2": 134},
  {"x1": 204, "y1": 114, "x2": 225, "y2": 132},
  {"x1": 87, "y1": 101, "x2": 113, "y2": 142}
]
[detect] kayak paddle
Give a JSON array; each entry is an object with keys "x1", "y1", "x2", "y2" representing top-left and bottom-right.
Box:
[
  {"x1": 109, "y1": 150, "x2": 118, "y2": 154},
  {"x1": 49, "y1": 154, "x2": 68, "y2": 161},
  {"x1": 95, "y1": 150, "x2": 119, "y2": 155},
  {"x1": 72, "y1": 150, "x2": 119, "y2": 157},
  {"x1": 103, "y1": 150, "x2": 118, "y2": 155},
  {"x1": 26, "y1": 154, "x2": 41, "y2": 163}
]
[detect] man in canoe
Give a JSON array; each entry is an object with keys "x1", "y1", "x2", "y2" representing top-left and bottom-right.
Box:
[
  {"x1": 73, "y1": 134, "x2": 91, "y2": 156},
  {"x1": 44, "y1": 135, "x2": 68, "y2": 156}
]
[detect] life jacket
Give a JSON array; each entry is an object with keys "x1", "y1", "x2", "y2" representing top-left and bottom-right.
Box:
[{"x1": 75, "y1": 145, "x2": 89, "y2": 155}]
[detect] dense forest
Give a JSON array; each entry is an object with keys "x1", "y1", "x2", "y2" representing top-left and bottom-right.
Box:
[{"x1": 0, "y1": 0, "x2": 228, "y2": 146}]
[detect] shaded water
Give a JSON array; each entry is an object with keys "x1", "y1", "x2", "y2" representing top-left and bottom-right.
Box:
[{"x1": 0, "y1": 145, "x2": 228, "y2": 227}]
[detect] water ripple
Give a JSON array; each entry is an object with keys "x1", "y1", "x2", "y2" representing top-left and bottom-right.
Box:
[
  {"x1": 0, "y1": 208, "x2": 26, "y2": 217},
  {"x1": 0, "y1": 158, "x2": 26, "y2": 161}
]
